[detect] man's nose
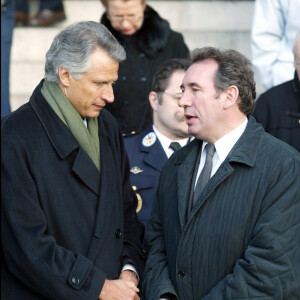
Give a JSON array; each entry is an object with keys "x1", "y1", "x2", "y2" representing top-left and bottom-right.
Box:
[
  {"x1": 179, "y1": 91, "x2": 190, "y2": 107},
  {"x1": 101, "y1": 85, "x2": 114, "y2": 103}
]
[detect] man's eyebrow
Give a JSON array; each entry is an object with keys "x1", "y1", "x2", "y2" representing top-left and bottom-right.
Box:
[{"x1": 189, "y1": 82, "x2": 201, "y2": 88}]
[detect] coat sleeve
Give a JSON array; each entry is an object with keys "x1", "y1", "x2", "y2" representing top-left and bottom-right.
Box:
[
  {"x1": 1, "y1": 127, "x2": 107, "y2": 299},
  {"x1": 142, "y1": 178, "x2": 179, "y2": 300},
  {"x1": 202, "y1": 156, "x2": 300, "y2": 299}
]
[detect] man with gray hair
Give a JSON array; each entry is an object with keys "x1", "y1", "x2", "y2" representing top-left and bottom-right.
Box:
[
  {"x1": 1, "y1": 21, "x2": 145, "y2": 300},
  {"x1": 143, "y1": 47, "x2": 300, "y2": 299}
]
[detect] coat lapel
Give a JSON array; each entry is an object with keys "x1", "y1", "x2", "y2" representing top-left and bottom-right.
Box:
[
  {"x1": 188, "y1": 117, "x2": 264, "y2": 222},
  {"x1": 30, "y1": 80, "x2": 101, "y2": 196},
  {"x1": 176, "y1": 140, "x2": 202, "y2": 228},
  {"x1": 188, "y1": 162, "x2": 234, "y2": 221},
  {"x1": 86, "y1": 117, "x2": 118, "y2": 261}
]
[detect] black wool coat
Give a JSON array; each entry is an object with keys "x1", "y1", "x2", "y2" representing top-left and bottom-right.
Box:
[
  {"x1": 101, "y1": 6, "x2": 190, "y2": 134},
  {"x1": 253, "y1": 71, "x2": 300, "y2": 152},
  {"x1": 1, "y1": 80, "x2": 146, "y2": 300}
]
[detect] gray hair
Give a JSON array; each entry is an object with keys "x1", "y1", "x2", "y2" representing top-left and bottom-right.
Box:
[{"x1": 45, "y1": 21, "x2": 126, "y2": 83}]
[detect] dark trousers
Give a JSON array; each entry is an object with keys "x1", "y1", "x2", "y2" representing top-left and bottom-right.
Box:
[
  {"x1": 1, "y1": 0, "x2": 15, "y2": 117},
  {"x1": 15, "y1": 0, "x2": 64, "y2": 13}
]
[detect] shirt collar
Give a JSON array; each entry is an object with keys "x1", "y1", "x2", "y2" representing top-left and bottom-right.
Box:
[
  {"x1": 153, "y1": 125, "x2": 189, "y2": 156},
  {"x1": 202, "y1": 118, "x2": 248, "y2": 165}
]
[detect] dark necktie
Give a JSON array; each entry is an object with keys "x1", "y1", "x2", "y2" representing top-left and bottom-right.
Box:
[
  {"x1": 193, "y1": 143, "x2": 215, "y2": 206},
  {"x1": 169, "y1": 142, "x2": 181, "y2": 152}
]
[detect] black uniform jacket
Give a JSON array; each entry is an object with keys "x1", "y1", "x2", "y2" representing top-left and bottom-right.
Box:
[
  {"x1": 124, "y1": 127, "x2": 168, "y2": 224},
  {"x1": 1, "y1": 80, "x2": 146, "y2": 300},
  {"x1": 101, "y1": 6, "x2": 190, "y2": 134},
  {"x1": 253, "y1": 71, "x2": 300, "y2": 152}
]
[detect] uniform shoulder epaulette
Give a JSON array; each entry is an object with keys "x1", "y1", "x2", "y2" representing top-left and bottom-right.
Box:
[{"x1": 123, "y1": 131, "x2": 138, "y2": 138}]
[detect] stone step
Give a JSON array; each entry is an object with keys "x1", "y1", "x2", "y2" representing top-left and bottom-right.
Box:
[{"x1": 10, "y1": 0, "x2": 255, "y2": 111}]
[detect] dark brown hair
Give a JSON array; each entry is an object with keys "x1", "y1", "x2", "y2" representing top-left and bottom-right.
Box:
[
  {"x1": 151, "y1": 58, "x2": 191, "y2": 104},
  {"x1": 192, "y1": 47, "x2": 256, "y2": 115}
]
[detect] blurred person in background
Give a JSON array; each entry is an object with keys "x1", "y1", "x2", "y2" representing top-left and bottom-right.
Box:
[
  {"x1": 1, "y1": 0, "x2": 14, "y2": 117},
  {"x1": 251, "y1": 0, "x2": 300, "y2": 92},
  {"x1": 15, "y1": 0, "x2": 65, "y2": 26},
  {"x1": 124, "y1": 58, "x2": 191, "y2": 225},
  {"x1": 100, "y1": 0, "x2": 190, "y2": 135},
  {"x1": 253, "y1": 32, "x2": 300, "y2": 152}
]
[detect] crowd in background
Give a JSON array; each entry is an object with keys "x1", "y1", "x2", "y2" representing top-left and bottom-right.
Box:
[{"x1": 1, "y1": 0, "x2": 300, "y2": 299}]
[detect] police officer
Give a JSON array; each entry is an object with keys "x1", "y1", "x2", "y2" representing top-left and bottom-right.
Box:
[{"x1": 124, "y1": 58, "x2": 191, "y2": 224}]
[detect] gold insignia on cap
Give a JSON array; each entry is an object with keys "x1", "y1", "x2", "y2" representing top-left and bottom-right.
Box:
[{"x1": 130, "y1": 166, "x2": 143, "y2": 174}]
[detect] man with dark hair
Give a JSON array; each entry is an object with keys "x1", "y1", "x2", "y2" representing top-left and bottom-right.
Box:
[
  {"x1": 253, "y1": 32, "x2": 300, "y2": 152},
  {"x1": 124, "y1": 58, "x2": 191, "y2": 225},
  {"x1": 143, "y1": 47, "x2": 300, "y2": 299},
  {"x1": 2, "y1": 21, "x2": 145, "y2": 300}
]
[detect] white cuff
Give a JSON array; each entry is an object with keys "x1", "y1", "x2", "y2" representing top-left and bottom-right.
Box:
[{"x1": 122, "y1": 264, "x2": 140, "y2": 283}]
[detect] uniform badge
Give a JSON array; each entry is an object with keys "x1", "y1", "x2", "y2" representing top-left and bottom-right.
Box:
[
  {"x1": 142, "y1": 132, "x2": 156, "y2": 147},
  {"x1": 130, "y1": 166, "x2": 143, "y2": 174}
]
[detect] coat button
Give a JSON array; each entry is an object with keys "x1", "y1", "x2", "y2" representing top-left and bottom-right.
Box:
[
  {"x1": 115, "y1": 228, "x2": 122, "y2": 238},
  {"x1": 122, "y1": 76, "x2": 127, "y2": 80},
  {"x1": 140, "y1": 77, "x2": 147, "y2": 82},
  {"x1": 71, "y1": 276, "x2": 80, "y2": 286},
  {"x1": 178, "y1": 270, "x2": 185, "y2": 278},
  {"x1": 139, "y1": 53, "x2": 145, "y2": 58}
]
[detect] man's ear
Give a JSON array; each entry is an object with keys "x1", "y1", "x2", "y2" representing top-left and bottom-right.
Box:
[
  {"x1": 58, "y1": 67, "x2": 71, "y2": 87},
  {"x1": 223, "y1": 85, "x2": 239, "y2": 110},
  {"x1": 149, "y1": 91, "x2": 159, "y2": 111}
]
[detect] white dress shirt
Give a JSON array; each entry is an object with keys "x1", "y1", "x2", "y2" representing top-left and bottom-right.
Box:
[
  {"x1": 153, "y1": 126, "x2": 190, "y2": 158},
  {"x1": 194, "y1": 118, "x2": 248, "y2": 187}
]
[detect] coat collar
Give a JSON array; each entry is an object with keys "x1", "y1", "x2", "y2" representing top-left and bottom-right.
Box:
[
  {"x1": 139, "y1": 126, "x2": 168, "y2": 171},
  {"x1": 30, "y1": 80, "x2": 109, "y2": 196},
  {"x1": 175, "y1": 116, "x2": 265, "y2": 228},
  {"x1": 101, "y1": 5, "x2": 170, "y2": 58},
  {"x1": 174, "y1": 116, "x2": 264, "y2": 168}
]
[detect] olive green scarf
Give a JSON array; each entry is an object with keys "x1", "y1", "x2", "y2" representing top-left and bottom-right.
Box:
[{"x1": 41, "y1": 81, "x2": 100, "y2": 172}]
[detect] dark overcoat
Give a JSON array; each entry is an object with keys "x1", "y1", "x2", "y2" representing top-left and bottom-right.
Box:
[
  {"x1": 124, "y1": 127, "x2": 168, "y2": 224},
  {"x1": 101, "y1": 6, "x2": 190, "y2": 134},
  {"x1": 143, "y1": 117, "x2": 300, "y2": 299},
  {"x1": 253, "y1": 71, "x2": 300, "y2": 152},
  {"x1": 1, "y1": 81, "x2": 146, "y2": 300}
]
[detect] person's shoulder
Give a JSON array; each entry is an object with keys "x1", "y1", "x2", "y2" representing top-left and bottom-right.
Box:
[
  {"x1": 260, "y1": 130, "x2": 300, "y2": 161},
  {"x1": 100, "y1": 108, "x2": 120, "y2": 132},
  {"x1": 257, "y1": 79, "x2": 293, "y2": 103},
  {"x1": 123, "y1": 131, "x2": 141, "y2": 148},
  {"x1": 1, "y1": 102, "x2": 34, "y2": 134},
  {"x1": 124, "y1": 127, "x2": 156, "y2": 150}
]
